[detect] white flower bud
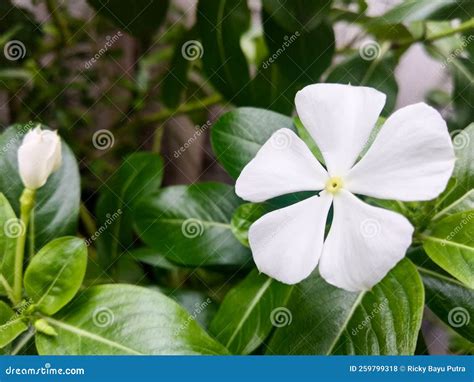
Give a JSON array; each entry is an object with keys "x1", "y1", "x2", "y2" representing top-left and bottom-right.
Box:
[{"x1": 17, "y1": 127, "x2": 62, "y2": 190}]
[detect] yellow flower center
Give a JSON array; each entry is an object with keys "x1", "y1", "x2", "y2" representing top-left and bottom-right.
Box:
[{"x1": 325, "y1": 176, "x2": 344, "y2": 194}]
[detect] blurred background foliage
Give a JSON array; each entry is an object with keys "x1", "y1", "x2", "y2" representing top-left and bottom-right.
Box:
[{"x1": 0, "y1": 0, "x2": 473, "y2": 355}]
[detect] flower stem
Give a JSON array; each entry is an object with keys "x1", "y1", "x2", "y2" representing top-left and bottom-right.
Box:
[{"x1": 12, "y1": 188, "x2": 36, "y2": 305}]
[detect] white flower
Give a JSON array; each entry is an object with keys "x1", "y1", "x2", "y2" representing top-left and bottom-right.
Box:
[
  {"x1": 18, "y1": 126, "x2": 62, "y2": 190},
  {"x1": 235, "y1": 84, "x2": 455, "y2": 292}
]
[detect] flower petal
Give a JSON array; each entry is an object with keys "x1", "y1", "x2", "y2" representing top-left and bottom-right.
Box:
[
  {"x1": 235, "y1": 128, "x2": 328, "y2": 203},
  {"x1": 346, "y1": 103, "x2": 455, "y2": 201},
  {"x1": 295, "y1": 83, "x2": 386, "y2": 176},
  {"x1": 319, "y1": 190, "x2": 413, "y2": 292},
  {"x1": 249, "y1": 192, "x2": 333, "y2": 284}
]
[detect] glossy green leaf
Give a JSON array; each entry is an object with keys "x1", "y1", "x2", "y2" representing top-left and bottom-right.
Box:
[
  {"x1": 0, "y1": 301, "x2": 28, "y2": 348},
  {"x1": 162, "y1": 28, "x2": 196, "y2": 108},
  {"x1": 380, "y1": 0, "x2": 472, "y2": 23},
  {"x1": 434, "y1": 189, "x2": 474, "y2": 221},
  {"x1": 211, "y1": 107, "x2": 295, "y2": 179},
  {"x1": 267, "y1": 259, "x2": 424, "y2": 355},
  {"x1": 326, "y1": 54, "x2": 398, "y2": 114},
  {"x1": 423, "y1": 211, "x2": 474, "y2": 288},
  {"x1": 129, "y1": 247, "x2": 177, "y2": 271},
  {"x1": 0, "y1": 124, "x2": 80, "y2": 250},
  {"x1": 211, "y1": 270, "x2": 293, "y2": 354},
  {"x1": 419, "y1": 267, "x2": 473, "y2": 342},
  {"x1": 24, "y1": 237, "x2": 87, "y2": 315},
  {"x1": 134, "y1": 182, "x2": 250, "y2": 266},
  {"x1": 263, "y1": 10, "x2": 335, "y2": 87},
  {"x1": 87, "y1": 0, "x2": 170, "y2": 39},
  {"x1": 262, "y1": 0, "x2": 332, "y2": 32},
  {"x1": 230, "y1": 203, "x2": 268, "y2": 247},
  {"x1": 197, "y1": 0, "x2": 252, "y2": 106},
  {"x1": 36, "y1": 284, "x2": 229, "y2": 355},
  {"x1": 168, "y1": 289, "x2": 217, "y2": 329},
  {"x1": 450, "y1": 59, "x2": 474, "y2": 131},
  {"x1": 0, "y1": 193, "x2": 16, "y2": 296},
  {"x1": 442, "y1": 124, "x2": 474, "y2": 208},
  {"x1": 96, "y1": 152, "x2": 163, "y2": 264}
]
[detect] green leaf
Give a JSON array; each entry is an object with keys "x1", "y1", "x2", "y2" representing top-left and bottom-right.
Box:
[
  {"x1": 0, "y1": 301, "x2": 28, "y2": 348},
  {"x1": 267, "y1": 259, "x2": 424, "y2": 354},
  {"x1": 419, "y1": 266, "x2": 473, "y2": 342},
  {"x1": 35, "y1": 284, "x2": 229, "y2": 355},
  {"x1": 211, "y1": 107, "x2": 295, "y2": 179},
  {"x1": 434, "y1": 189, "x2": 474, "y2": 221},
  {"x1": 230, "y1": 203, "x2": 268, "y2": 247},
  {"x1": 444, "y1": 124, "x2": 474, "y2": 208},
  {"x1": 326, "y1": 54, "x2": 398, "y2": 114},
  {"x1": 96, "y1": 152, "x2": 163, "y2": 264},
  {"x1": 134, "y1": 182, "x2": 250, "y2": 266},
  {"x1": 262, "y1": 10, "x2": 335, "y2": 87},
  {"x1": 197, "y1": 0, "x2": 253, "y2": 106},
  {"x1": 0, "y1": 124, "x2": 80, "y2": 250},
  {"x1": 210, "y1": 270, "x2": 293, "y2": 354},
  {"x1": 87, "y1": 0, "x2": 170, "y2": 39},
  {"x1": 380, "y1": 0, "x2": 472, "y2": 23},
  {"x1": 168, "y1": 290, "x2": 217, "y2": 329},
  {"x1": 423, "y1": 211, "x2": 474, "y2": 288},
  {"x1": 450, "y1": 59, "x2": 474, "y2": 131},
  {"x1": 0, "y1": 193, "x2": 16, "y2": 296},
  {"x1": 129, "y1": 247, "x2": 177, "y2": 271},
  {"x1": 161, "y1": 28, "x2": 196, "y2": 108},
  {"x1": 24, "y1": 237, "x2": 87, "y2": 315},
  {"x1": 262, "y1": 0, "x2": 332, "y2": 32}
]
